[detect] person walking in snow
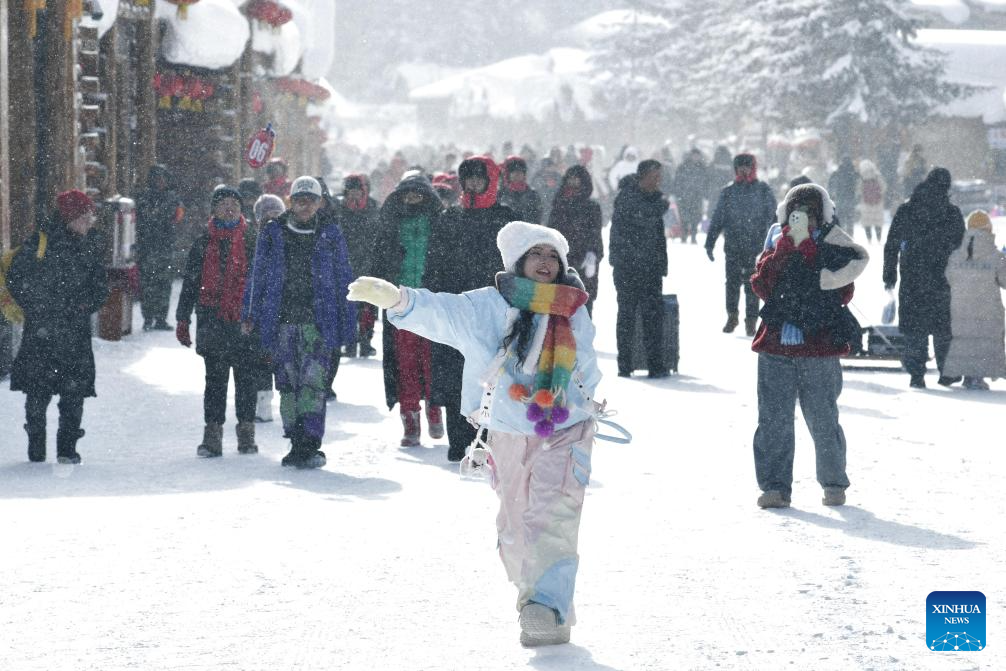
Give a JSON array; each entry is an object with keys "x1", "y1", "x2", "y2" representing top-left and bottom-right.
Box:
[
  {"x1": 261, "y1": 158, "x2": 292, "y2": 200},
  {"x1": 7, "y1": 190, "x2": 108, "y2": 464},
  {"x1": 548, "y1": 165, "x2": 604, "y2": 316},
  {"x1": 883, "y1": 168, "x2": 965, "y2": 389},
  {"x1": 942, "y1": 210, "x2": 1006, "y2": 390},
  {"x1": 857, "y1": 160, "x2": 886, "y2": 243},
  {"x1": 136, "y1": 164, "x2": 184, "y2": 332},
  {"x1": 705, "y1": 153, "x2": 778, "y2": 337},
  {"x1": 242, "y1": 176, "x2": 356, "y2": 469},
  {"x1": 369, "y1": 175, "x2": 447, "y2": 447},
  {"x1": 827, "y1": 156, "x2": 860, "y2": 235},
  {"x1": 500, "y1": 156, "x2": 544, "y2": 225},
  {"x1": 337, "y1": 174, "x2": 382, "y2": 358},
  {"x1": 606, "y1": 146, "x2": 639, "y2": 194},
  {"x1": 609, "y1": 160, "x2": 670, "y2": 378},
  {"x1": 424, "y1": 155, "x2": 515, "y2": 461},
  {"x1": 347, "y1": 220, "x2": 601, "y2": 647},
  {"x1": 249, "y1": 194, "x2": 287, "y2": 423},
  {"x1": 176, "y1": 185, "x2": 261, "y2": 458},
  {"x1": 749, "y1": 184, "x2": 869, "y2": 508},
  {"x1": 671, "y1": 148, "x2": 709, "y2": 244}
]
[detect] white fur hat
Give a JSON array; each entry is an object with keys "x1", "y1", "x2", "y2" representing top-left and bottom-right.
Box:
[
  {"x1": 776, "y1": 182, "x2": 836, "y2": 226},
  {"x1": 496, "y1": 221, "x2": 570, "y2": 272}
]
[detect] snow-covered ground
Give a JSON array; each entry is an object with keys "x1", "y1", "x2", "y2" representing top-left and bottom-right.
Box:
[{"x1": 1, "y1": 227, "x2": 1003, "y2": 670}]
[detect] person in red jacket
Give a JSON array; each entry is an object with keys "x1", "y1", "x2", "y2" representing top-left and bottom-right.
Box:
[{"x1": 748, "y1": 183, "x2": 868, "y2": 509}]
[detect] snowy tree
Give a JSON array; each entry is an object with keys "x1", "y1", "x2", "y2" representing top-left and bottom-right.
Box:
[
  {"x1": 590, "y1": 0, "x2": 970, "y2": 139},
  {"x1": 724, "y1": 0, "x2": 970, "y2": 130}
]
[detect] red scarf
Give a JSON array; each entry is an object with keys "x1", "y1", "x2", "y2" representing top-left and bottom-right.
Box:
[{"x1": 199, "y1": 217, "x2": 249, "y2": 322}]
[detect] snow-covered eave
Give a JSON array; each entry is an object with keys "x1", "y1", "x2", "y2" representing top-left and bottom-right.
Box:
[
  {"x1": 156, "y1": 0, "x2": 250, "y2": 70},
  {"x1": 915, "y1": 29, "x2": 1006, "y2": 125}
]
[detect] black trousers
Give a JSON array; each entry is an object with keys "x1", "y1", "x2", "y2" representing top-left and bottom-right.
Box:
[
  {"x1": 444, "y1": 392, "x2": 476, "y2": 450},
  {"x1": 902, "y1": 327, "x2": 952, "y2": 378},
  {"x1": 139, "y1": 255, "x2": 173, "y2": 322},
  {"x1": 203, "y1": 356, "x2": 257, "y2": 424},
  {"x1": 614, "y1": 270, "x2": 665, "y2": 374},
  {"x1": 725, "y1": 253, "x2": 759, "y2": 319},
  {"x1": 25, "y1": 393, "x2": 84, "y2": 437},
  {"x1": 325, "y1": 351, "x2": 342, "y2": 393}
]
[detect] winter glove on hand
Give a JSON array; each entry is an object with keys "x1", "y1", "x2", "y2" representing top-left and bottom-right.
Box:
[
  {"x1": 347, "y1": 277, "x2": 403, "y2": 310},
  {"x1": 705, "y1": 248, "x2": 715, "y2": 262},
  {"x1": 176, "y1": 321, "x2": 192, "y2": 348},
  {"x1": 774, "y1": 231, "x2": 796, "y2": 256},
  {"x1": 582, "y1": 252, "x2": 598, "y2": 279},
  {"x1": 796, "y1": 237, "x2": 817, "y2": 265}
]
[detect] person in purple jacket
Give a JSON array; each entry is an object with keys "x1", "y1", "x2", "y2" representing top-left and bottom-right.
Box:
[{"x1": 242, "y1": 176, "x2": 356, "y2": 469}]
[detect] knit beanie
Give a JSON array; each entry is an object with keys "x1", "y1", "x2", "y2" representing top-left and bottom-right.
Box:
[
  {"x1": 211, "y1": 185, "x2": 243, "y2": 207},
  {"x1": 497, "y1": 221, "x2": 569, "y2": 273},
  {"x1": 56, "y1": 189, "x2": 96, "y2": 222},
  {"x1": 253, "y1": 194, "x2": 286, "y2": 223},
  {"x1": 967, "y1": 210, "x2": 993, "y2": 233}
]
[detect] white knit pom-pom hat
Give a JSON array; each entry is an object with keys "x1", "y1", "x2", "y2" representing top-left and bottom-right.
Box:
[{"x1": 496, "y1": 220, "x2": 570, "y2": 272}]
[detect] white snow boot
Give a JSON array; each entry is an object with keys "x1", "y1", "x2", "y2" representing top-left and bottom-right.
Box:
[
  {"x1": 255, "y1": 391, "x2": 274, "y2": 422},
  {"x1": 519, "y1": 603, "x2": 570, "y2": 647}
]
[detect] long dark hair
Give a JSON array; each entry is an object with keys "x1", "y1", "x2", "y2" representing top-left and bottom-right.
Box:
[{"x1": 501, "y1": 249, "x2": 560, "y2": 366}]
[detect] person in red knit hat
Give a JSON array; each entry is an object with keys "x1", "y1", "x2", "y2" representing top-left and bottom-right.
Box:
[
  {"x1": 6, "y1": 190, "x2": 108, "y2": 464},
  {"x1": 749, "y1": 183, "x2": 868, "y2": 509}
]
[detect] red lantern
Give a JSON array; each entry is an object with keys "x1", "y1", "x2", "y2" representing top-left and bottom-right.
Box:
[
  {"x1": 247, "y1": 1, "x2": 293, "y2": 28},
  {"x1": 246, "y1": 123, "x2": 277, "y2": 169}
]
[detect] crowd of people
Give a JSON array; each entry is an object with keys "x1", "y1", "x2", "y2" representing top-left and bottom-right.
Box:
[{"x1": 4, "y1": 137, "x2": 1005, "y2": 648}]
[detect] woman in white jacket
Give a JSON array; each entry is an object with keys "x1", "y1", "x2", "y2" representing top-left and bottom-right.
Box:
[
  {"x1": 347, "y1": 221, "x2": 602, "y2": 648},
  {"x1": 943, "y1": 210, "x2": 1006, "y2": 389}
]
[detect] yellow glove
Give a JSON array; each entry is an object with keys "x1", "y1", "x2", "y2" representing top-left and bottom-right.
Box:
[{"x1": 347, "y1": 276, "x2": 403, "y2": 310}]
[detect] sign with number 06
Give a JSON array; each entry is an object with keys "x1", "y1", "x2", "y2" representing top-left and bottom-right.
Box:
[{"x1": 246, "y1": 123, "x2": 276, "y2": 169}]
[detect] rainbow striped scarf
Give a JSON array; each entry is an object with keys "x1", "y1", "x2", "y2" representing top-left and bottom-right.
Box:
[{"x1": 496, "y1": 272, "x2": 588, "y2": 401}]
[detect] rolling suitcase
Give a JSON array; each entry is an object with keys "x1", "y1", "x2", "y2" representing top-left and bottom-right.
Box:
[
  {"x1": 631, "y1": 294, "x2": 680, "y2": 373},
  {"x1": 865, "y1": 325, "x2": 905, "y2": 358}
]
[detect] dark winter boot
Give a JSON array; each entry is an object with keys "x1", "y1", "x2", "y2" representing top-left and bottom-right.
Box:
[
  {"x1": 281, "y1": 437, "x2": 306, "y2": 467},
  {"x1": 236, "y1": 421, "x2": 258, "y2": 455},
  {"x1": 722, "y1": 313, "x2": 739, "y2": 333},
  {"x1": 56, "y1": 428, "x2": 84, "y2": 465},
  {"x1": 358, "y1": 331, "x2": 377, "y2": 358},
  {"x1": 744, "y1": 316, "x2": 758, "y2": 337},
  {"x1": 196, "y1": 422, "x2": 224, "y2": 458},
  {"x1": 297, "y1": 436, "x2": 327, "y2": 469},
  {"x1": 426, "y1": 405, "x2": 445, "y2": 440},
  {"x1": 400, "y1": 410, "x2": 421, "y2": 447},
  {"x1": 447, "y1": 444, "x2": 467, "y2": 462},
  {"x1": 343, "y1": 342, "x2": 358, "y2": 358},
  {"x1": 25, "y1": 423, "x2": 46, "y2": 463}
]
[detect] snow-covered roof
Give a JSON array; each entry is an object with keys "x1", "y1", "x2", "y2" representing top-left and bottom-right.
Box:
[
  {"x1": 916, "y1": 28, "x2": 1006, "y2": 123},
  {"x1": 555, "y1": 9, "x2": 671, "y2": 47},
  {"x1": 910, "y1": 0, "x2": 971, "y2": 24},
  {"x1": 409, "y1": 47, "x2": 599, "y2": 121},
  {"x1": 156, "y1": 0, "x2": 250, "y2": 70},
  {"x1": 395, "y1": 63, "x2": 467, "y2": 92},
  {"x1": 288, "y1": 0, "x2": 334, "y2": 80}
]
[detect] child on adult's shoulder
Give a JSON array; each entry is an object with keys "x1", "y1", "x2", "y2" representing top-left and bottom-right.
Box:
[{"x1": 348, "y1": 220, "x2": 602, "y2": 648}]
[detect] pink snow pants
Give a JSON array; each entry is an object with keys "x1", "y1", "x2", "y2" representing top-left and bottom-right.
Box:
[{"x1": 488, "y1": 419, "x2": 595, "y2": 626}]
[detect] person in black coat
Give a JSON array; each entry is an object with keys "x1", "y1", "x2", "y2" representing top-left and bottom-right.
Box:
[
  {"x1": 609, "y1": 160, "x2": 670, "y2": 378},
  {"x1": 882, "y1": 167, "x2": 965, "y2": 388},
  {"x1": 499, "y1": 156, "x2": 544, "y2": 224},
  {"x1": 136, "y1": 165, "x2": 183, "y2": 331},
  {"x1": 370, "y1": 175, "x2": 448, "y2": 447},
  {"x1": 337, "y1": 174, "x2": 381, "y2": 357},
  {"x1": 672, "y1": 148, "x2": 709, "y2": 244},
  {"x1": 424, "y1": 156, "x2": 515, "y2": 461},
  {"x1": 8, "y1": 190, "x2": 108, "y2": 464},
  {"x1": 827, "y1": 157, "x2": 860, "y2": 235},
  {"x1": 705, "y1": 153, "x2": 778, "y2": 336},
  {"x1": 175, "y1": 185, "x2": 261, "y2": 457},
  {"x1": 548, "y1": 165, "x2": 604, "y2": 315}
]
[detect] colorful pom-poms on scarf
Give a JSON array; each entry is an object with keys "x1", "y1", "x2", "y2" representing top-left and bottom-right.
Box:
[
  {"x1": 509, "y1": 383, "x2": 530, "y2": 401},
  {"x1": 551, "y1": 405, "x2": 570, "y2": 424},
  {"x1": 532, "y1": 389, "x2": 555, "y2": 408},
  {"x1": 534, "y1": 419, "x2": 555, "y2": 438},
  {"x1": 526, "y1": 403, "x2": 545, "y2": 422}
]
